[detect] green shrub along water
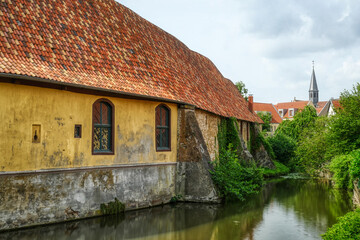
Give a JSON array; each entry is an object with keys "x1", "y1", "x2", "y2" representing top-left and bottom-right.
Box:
[
  {"x1": 211, "y1": 145, "x2": 263, "y2": 201},
  {"x1": 322, "y1": 208, "x2": 360, "y2": 240},
  {"x1": 267, "y1": 133, "x2": 296, "y2": 166},
  {"x1": 261, "y1": 161, "x2": 290, "y2": 178},
  {"x1": 211, "y1": 118, "x2": 263, "y2": 201},
  {"x1": 329, "y1": 149, "x2": 360, "y2": 190}
]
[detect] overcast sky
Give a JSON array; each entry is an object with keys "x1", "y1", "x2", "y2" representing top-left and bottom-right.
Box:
[{"x1": 120, "y1": 0, "x2": 360, "y2": 103}]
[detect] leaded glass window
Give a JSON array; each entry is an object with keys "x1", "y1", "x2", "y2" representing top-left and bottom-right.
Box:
[
  {"x1": 156, "y1": 105, "x2": 170, "y2": 151},
  {"x1": 93, "y1": 99, "x2": 113, "y2": 154}
]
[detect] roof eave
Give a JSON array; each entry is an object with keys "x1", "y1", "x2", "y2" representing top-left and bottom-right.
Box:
[{"x1": 0, "y1": 73, "x2": 190, "y2": 106}]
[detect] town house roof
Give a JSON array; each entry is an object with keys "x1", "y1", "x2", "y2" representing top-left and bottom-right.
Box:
[
  {"x1": 253, "y1": 102, "x2": 282, "y2": 124},
  {"x1": 0, "y1": 0, "x2": 260, "y2": 123}
]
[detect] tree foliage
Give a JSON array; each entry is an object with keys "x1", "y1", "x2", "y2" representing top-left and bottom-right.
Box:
[
  {"x1": 235, "y1": 81, "x2": 249, "y2": 101},
  {"x1": 268, "y1": 133, "x2": 296, "y2": 165},
  {"x1": 295, "y1": 117, "x2": 329, "y2": 174},
  {"x1": 257, "y1": 112, "x2": 272, "y2": 132},
  {"x1": 276, "y1": 105, "x2": 318, "y2": 141},
  {"x1": 329, "y1": 149, "x2": 360, "y2": 190},
  {"x1": 326, "y1": 83, "x2": 360, "y2": 157}
]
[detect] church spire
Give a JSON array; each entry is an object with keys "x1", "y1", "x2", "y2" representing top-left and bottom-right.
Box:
[{"x1": 309, "y1": 61, "x2": 319, "y2": 106}]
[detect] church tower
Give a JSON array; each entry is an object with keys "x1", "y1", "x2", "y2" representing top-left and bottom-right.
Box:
[{"x1": 309, "y1": 61, "x2": 319, "y2": 107}]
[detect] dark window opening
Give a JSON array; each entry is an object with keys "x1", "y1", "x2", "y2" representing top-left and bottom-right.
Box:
[
  {"x1": 92, "y1": 99, "x2": 114, "y2": 154},
  {"x1": 156, "y1": 104, "x2": 170, "y2": 151},
  {"x1": 74, "y1": 125, "x2": 82, "y2": 138}
]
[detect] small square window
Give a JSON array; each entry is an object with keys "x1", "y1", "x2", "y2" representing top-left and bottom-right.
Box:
[{"x1": 74, "y1": 125, "x2": 82, "y2": 138}]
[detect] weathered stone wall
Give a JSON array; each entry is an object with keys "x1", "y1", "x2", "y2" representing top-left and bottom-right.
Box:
[
  {"x1": 176, "y1": 106, "x2": 221, "y2": 203},
  {"x1": 195, "y1": 110, "x2": 221, "y2": 162},
  {"x1": 249, "y1": 124, "x2": 275, "y2": 169},
  {"x1": 354, "y1": 180, "x2": 360, "y2": 208},
  {"x1": 0, "y1": 163, "x2": 176, "y2": 230}
]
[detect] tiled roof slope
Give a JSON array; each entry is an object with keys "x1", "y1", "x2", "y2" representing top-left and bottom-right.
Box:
[
  {"x1": 275, "y1": 100, "x2": 328, "y2": 118},
  {"x1": 253, "y1": 102, "x2": 282, "y2": 123},
  {"x1": 0, "y1": 0, "x2": 260, "y2": 122},
  {"x1": 275, "y1": 101, "x2": 309, "y2": 111},
  {"x1": 331, "y1": 99, "x2": 341, "y2": 109}
]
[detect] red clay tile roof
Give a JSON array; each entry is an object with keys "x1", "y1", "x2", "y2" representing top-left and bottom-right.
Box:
[
  {"x1": 315, "y1": 101, "x2": 328, "y2": 114},
  {"x1": 0, "y1": 0, "x2": 260, "y2": 123},
  {"x1": 332, "y1": 99, "x2": 341, "y2": 109},
  {"x1": 253, "y1": 102, "x2": 282, "y2": 124},
  {"x1": 274, "y1": 100, "x2": 328, "y2": 118},
  {"x1": 275, "y1": 101, "x2": 309, "y2": 111}
]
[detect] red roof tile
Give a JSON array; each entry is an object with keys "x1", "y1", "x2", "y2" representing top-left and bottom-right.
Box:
[
  {"x1": 0, "y1": 0, "x2": 260, "y2": 123},
  {"x1": 274, "y1": 100, "x2": 328, "y2": 118},
  {"x1": 275, "y1": 101, "x2": 309, "y2": 110},
  {"x1": 315, "y1": 101, "x2": 328, "y2": 114},
  {"x1": 253, "y1": 102, "x2": 282, "y2": 124},
  {"x1": 332, "y1": 99, "x2": 341, "y2": 109}
]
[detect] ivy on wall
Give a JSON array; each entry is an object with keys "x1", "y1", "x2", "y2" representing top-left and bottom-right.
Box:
[
  {"x1": 217, "y1": 117, "x2": 243, "y2": 156},
  {"x1": 248, "y1": 124, "x2": 275, "y2": 160},
  {"x1": 211, "y1": 117, "x2": 263, "y2": 201}
]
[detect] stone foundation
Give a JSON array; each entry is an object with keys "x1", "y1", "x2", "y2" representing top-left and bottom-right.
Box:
[{"x1": 0, "y1": 163, "x2": 176, "y2": 230}]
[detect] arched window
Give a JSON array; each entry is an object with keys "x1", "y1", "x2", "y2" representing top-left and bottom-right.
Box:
[
  {"x1": 155, "y1": 104, "x2": 171, "y2": 151},
  {"x1": 92, "y1": 99, "x2": 114, "y2": 154}
]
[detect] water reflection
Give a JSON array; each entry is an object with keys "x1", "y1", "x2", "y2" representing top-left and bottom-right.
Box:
[{"x1": 0, "y1": 179, "x2": 353, "y2": 240}]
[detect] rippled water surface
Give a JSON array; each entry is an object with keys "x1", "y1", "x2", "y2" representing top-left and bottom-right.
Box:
[{"x1": 0, "y1": 178, "x2": 353, "y2": 240}]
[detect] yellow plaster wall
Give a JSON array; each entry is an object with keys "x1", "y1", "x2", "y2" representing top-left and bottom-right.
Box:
[{"x1": 0, "y1": 83, "x2": 177, "y2": 172}]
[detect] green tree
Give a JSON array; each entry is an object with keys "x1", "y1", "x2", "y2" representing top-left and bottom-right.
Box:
[
  {"x1": 295, "y1": 117, "x2": 329, "y2": 174},
  {"x1": 235, "y1": 81, "x2": 249, "y2": 101},
  {"x1": 276, "y1": 105, "x2": 318, "y2": 141},
  {"x1": 326, "y1": 83, "x2": 360, "y2": 157},
  {"x1": 268, "y1": 133, "x2": 296, "y2": 165},
  {"x1": 256, "y1": 112, "x2": 272, "y2": 132}
]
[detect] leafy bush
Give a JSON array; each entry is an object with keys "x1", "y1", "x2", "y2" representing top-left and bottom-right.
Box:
[
  {"x1": 329, "y1": 152, "x2": 355, "y2": 190},
  {"x1": 322, "y1": 208, "x2": 360, "y2": 240},
  {"x1": 350, "y1": 149, "x2": 360, "y2": 184},
  {"x1": 268, "y1": 133, "x2": 296, "y2": 165},
  {"x1": 261, "y1": 161, "x2": 290, "y2": 178},
  {"x1": 211, "y1": 145, "x2": 263, "y2": 201}
]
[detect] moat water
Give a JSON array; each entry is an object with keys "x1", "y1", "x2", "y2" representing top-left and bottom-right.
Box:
[{"x1": 0, "y1": 177, "x2": 353, "y2": 240}]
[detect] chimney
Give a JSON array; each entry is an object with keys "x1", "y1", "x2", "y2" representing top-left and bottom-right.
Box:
[{"x1": 248, "y1": 94, "x2": 253, "y2": 113}]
